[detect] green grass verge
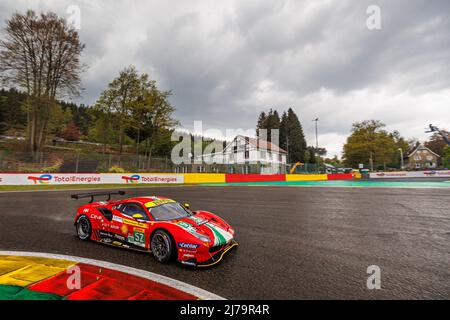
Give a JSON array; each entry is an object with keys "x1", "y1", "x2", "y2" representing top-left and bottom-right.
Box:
[{"x1": 0, "y1": 183, "x2": 186, "y2": 192}]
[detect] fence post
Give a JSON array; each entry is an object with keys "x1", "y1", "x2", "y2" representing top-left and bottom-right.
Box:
[{"x1": 75, "y1": 152, "x2": 80, "y2": 173}]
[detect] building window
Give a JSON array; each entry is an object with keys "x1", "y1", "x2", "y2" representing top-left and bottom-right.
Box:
[
  {"x1": 245, "y1": 150, "x2": 249, "y2": 159},
  {"x1": 278, "y1": 154, "x2": 282, "y2": 162},
  {"x1": 260, "y1": 151, "x2": 266, "y2": 159},
  {"x1": 233, "y1": 146, "x2": 238, "y2": 153}
]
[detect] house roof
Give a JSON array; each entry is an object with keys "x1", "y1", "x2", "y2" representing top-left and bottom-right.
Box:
[
  {"x1": 406, "y1": 144, "x2": 440, "y2": 158},
  {"x1": 235, "y1": 135, "x2": 288, "y2": 154}
]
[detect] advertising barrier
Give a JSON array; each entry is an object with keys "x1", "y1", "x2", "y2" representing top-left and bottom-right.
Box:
[
  {"x1": 183, "y1": 173, "x2": 226, "y2": 184},
  {"x1": 286, "y1": 174, "x2": 328, "y2": 181},
  {"x1": 369, "y1": 170, "x2": 450, "y2": 179},
  {"x1": 225, "y1": 174, "x2": 286, "y2": 183},
  {"x1": 327, "y1": 173, "x2": 354, "y2": 180},
  {"x1": 0, "y1": 173, "x2": 184, "y2": 185},
  {"x1": 0, "y1": 173, "x2": 356, "y2": 186}
]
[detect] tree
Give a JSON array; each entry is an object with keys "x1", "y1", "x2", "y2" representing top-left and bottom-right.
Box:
[
  {"x1": 390, "y1": 130, "x2": 409, "y2": 167},
  {"x1": 425, "y1": 131, "x2": 450, "y2": 157},
  {"x1": 256, "y1": 109, "x2": 280, "y2": 142},
  {"x1": 343, "y1": 120, "x2": 402, "y2": 169},
  {"x1": 95, "y1": 65, "x2": 179, "y2": 163},
  {"x1": 0, "y1": 96, "x2": 5, "y2": 133},
  {"x1": 94, "y1": 66, "x2": 150, "y2": 155},
  {"x1": 0, "y1": 88, "x2": 27, "y2": 132},
  {"x1": 87, "y1": 112, "x2": 117, "y2": 150},
  {"x1": 256, "y1": 112, "x2": 267, "y2": 138},
  {"x1": 128, "y1": 86, "x2": 179, "y2": 164},
  {"x1": 281, "y1": 108, "x2": 307, "y2": 163},
  {"x1": 48, "y1": 104, "x2": 72, "y2": 136},
  {"x1": 61, "y1": 121, "x2": 80, "y2": 141},
  {"x1": 0, "y1": 10, "x2": 85, "y2": 159},
  {"x1": 443, "y1": 146, "x2": 450, "y2": 168}
]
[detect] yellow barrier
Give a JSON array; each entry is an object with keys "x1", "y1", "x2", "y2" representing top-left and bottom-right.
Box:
[
  {"x1": 285, "y1": 174, "x2": 328, "y2": 181},
  {"x1": 183, "y1": 173, "x2": 226, "y2": 184}
]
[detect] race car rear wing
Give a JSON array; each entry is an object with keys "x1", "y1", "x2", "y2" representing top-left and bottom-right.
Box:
[{"x1": 71, "y1": 191, "x2": 126, "y2": 203}]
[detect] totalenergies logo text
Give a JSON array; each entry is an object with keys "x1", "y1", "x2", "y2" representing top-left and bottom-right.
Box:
[
  {"x1": 27, "y1": 174, "x2": 52, "y2": 184},
  {"x1": 121, "y1": 174, "x2": 140, "y2": 184}
]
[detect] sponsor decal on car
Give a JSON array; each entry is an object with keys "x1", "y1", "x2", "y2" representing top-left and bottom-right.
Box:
[
  {"x1": 123, "y1": 218, "x2": 148, "y2": 229},
  {"x1": 127, "y1": 228, "x2": 146, "y2": 248},
  {"x1": 112, "y1": 215, "x2": 123, "y2": 223},
  {"x1": 121, "y1": 224, "x2": 129, "y2": 234},
  {"x1": 99, "y1": 230, "x2": 114, "y2": 238},
  {"x1": 114, "y1": 234, "x2": 125, "y2": 241},
  {"x1": 145, "y1": 199, "x2": 176, "y2": 208},
  {"x1": 178, "y1": 242, "x2": 200, "y2": 249}
]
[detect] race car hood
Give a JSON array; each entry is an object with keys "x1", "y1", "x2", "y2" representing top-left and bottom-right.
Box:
[{"x1": 173, "y1": 212, "x2": 234, "y2": 246}]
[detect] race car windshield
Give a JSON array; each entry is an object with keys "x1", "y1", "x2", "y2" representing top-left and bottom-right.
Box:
[{"x1": 149, "y1": 202, "x2": 192, "y2": 221}]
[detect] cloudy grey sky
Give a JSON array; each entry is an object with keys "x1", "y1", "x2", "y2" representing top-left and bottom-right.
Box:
[{"x1": 1, "y1": 0, "x2": 450, "y2": 157}]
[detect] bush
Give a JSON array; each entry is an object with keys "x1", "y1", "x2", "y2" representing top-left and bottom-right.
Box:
[{"x1": 108, "y1": 165, "x2": 125, "y2": 173}]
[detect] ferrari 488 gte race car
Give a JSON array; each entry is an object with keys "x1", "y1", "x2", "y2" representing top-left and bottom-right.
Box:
[{"x1": 72, "y1": 191, "x2": 237, "y2": 267}]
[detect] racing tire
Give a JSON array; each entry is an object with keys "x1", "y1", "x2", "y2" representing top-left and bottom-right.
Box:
[
  {"x1": 76, "y1": 215, "x2": 92, "y2": 240},
  {"x1": 151, "y1": 230, "x2": 173, "y2": 263}
]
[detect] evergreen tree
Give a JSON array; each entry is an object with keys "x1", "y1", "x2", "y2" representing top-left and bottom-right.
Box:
[
  {"x1": 256, "y1": 109, "x2": 280, "y2": 143},
  {"x1": 280, "y1": 111, "x2": 288, "y2": 151},
  {"x1": 285, "y1": 108, "x2": 307, "y2": 163},
  {"x1": 256, "y1": 111, "x2": 267, "y2": 138}
]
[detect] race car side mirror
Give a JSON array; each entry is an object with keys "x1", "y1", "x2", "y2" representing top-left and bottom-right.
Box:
[
  {"x1": 184, "y1": 203, "x2": 190, "y2": 209},
  {"x1": 132, "y1": 213, "x2": 144, "y2": 220}
]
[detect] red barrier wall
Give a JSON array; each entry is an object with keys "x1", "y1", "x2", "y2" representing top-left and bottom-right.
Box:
[
  {"x1": 225, "y1": 174, "x2": 286, "y2": 183},
  {"x1": 327, "y1": 173, "x2": 354, "y2": 180}
]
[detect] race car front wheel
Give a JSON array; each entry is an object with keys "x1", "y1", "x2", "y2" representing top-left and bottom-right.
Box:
[
  {"x1": 151, "y1": 230, "x2": 173, "y2": 263},
  {"x1": 76, "y1": 215, "x2": 91, "y2": 240}
]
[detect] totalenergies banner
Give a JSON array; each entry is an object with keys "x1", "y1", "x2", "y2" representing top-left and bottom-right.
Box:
[
  {"x1": 0, "y1": 173, "x2": 184, "y2": 185},
  {"x1": 370, "y1": 170, "x2": 450, "y2": 179}
]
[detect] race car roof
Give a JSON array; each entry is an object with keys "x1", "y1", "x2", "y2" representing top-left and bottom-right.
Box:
[{"x1": 119, "y1": 196, "x2": 175, "y2": 207}]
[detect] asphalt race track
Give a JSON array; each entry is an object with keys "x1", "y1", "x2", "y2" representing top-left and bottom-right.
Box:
[{"x1": 0, "y1": 185, "x2": 449, "y2": 299}]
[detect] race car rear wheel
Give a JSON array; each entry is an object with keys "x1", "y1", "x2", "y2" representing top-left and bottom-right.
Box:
[
  {"x1": 76, "y1": 215, "x2": 91, "y2": 240},
  {"x1": 151, "y1": 230, "x2": 173, "y2": 263}
]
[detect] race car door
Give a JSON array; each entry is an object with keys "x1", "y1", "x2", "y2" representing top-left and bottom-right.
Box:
[{"x1": 109, "y1": 202, "x2": 150, "y2": 250}]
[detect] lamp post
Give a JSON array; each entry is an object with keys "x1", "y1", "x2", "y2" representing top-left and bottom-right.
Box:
[
  {"x1": 313, "y1": 118, "x2": 319, "y2": 172},
  {"x1": 398, "y1": 148, "x2": 404, "y2": 170}
]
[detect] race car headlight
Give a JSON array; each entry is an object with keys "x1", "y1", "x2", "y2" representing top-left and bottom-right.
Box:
[{"x1": 193, "y1": 232, "x2": 211, "y2": 243}]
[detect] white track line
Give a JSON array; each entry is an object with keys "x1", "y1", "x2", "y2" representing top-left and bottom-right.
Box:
[{"x1": 0, "y1": 251, "x2": 224, "y2": 300}]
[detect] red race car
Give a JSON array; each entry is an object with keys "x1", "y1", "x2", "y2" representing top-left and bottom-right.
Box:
[{"x1": 72, "y1": 191, "x2": 237, "y2": 267}]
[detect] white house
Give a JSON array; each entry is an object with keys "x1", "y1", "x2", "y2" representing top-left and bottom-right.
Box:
[{"x1": 199, "y1": 135, "x2": 288, "y2": 174}]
